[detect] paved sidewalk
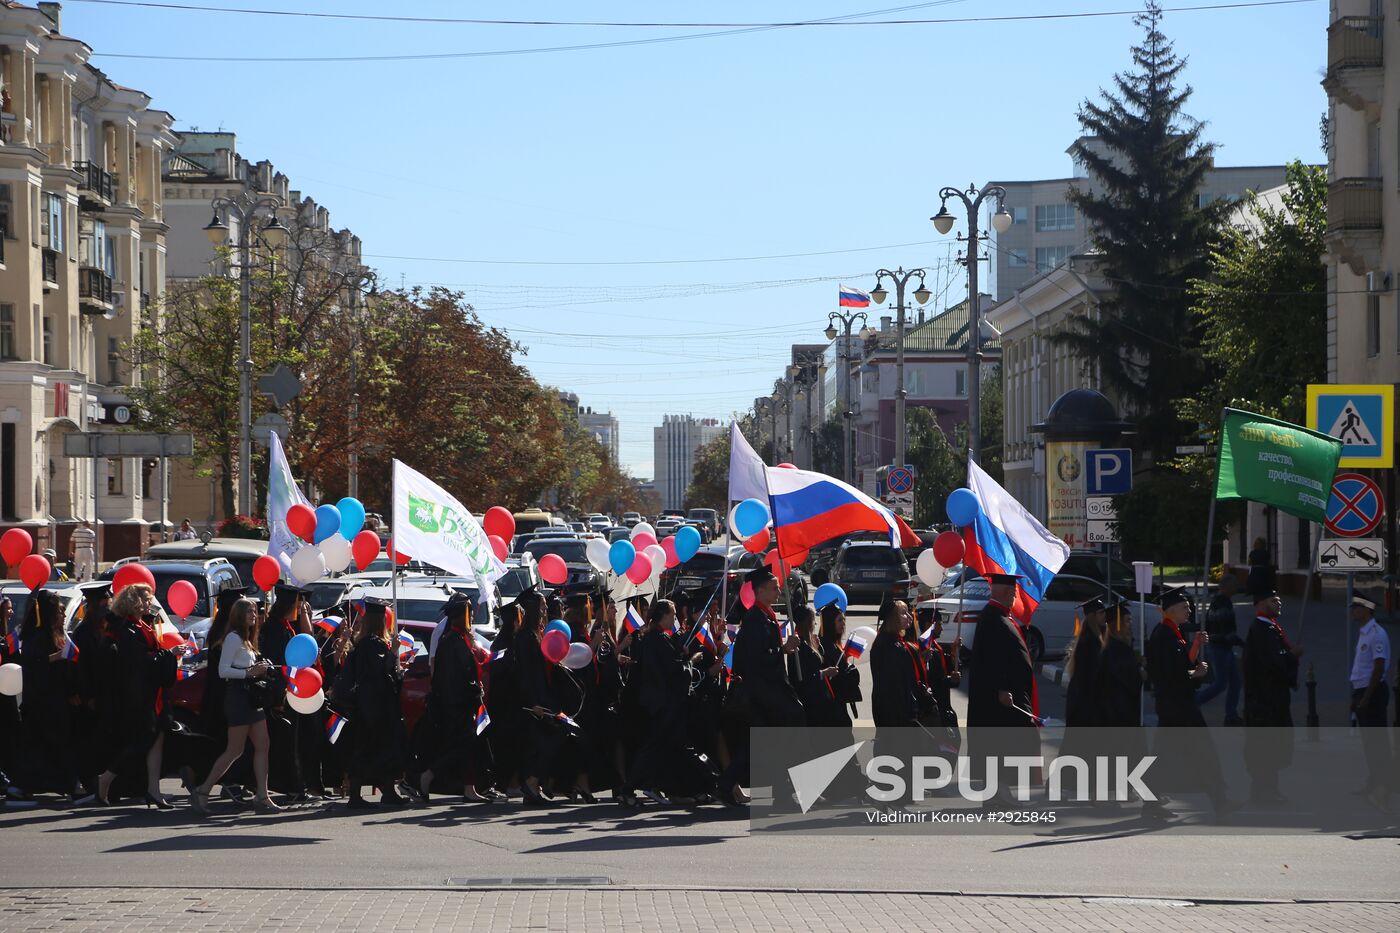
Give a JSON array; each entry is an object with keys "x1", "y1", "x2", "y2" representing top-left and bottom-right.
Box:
[{"x1": 1, "y1": 887, "x2": 1397, "y2": 932}]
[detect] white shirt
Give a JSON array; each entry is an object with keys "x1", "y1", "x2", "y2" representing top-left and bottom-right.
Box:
[
  {"x1": 219, "y1": 632, "x2": 258, "y2": 680},
  {"x1": 71, "y1": 526, "x2": 96, "y2": 550},
  {"x1": 1351, "y1": 618, "x2": 1391, "y2": 689}
]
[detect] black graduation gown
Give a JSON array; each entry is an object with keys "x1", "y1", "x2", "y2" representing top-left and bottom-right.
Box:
[
  {"x1": 1064, "y1": 634, "x2": 1103, "y2": 728},
  {"x1": 71, "y1": 608, "x2": 116, "y2": 778},
  {"x1": 788, "y1": 640, "x2": 840, "y2": 727},
  {"x1": 731, "y1": 605, "x2": 803, "y2": 726},
  {"x1": 343, "y1": 637, "x2": 405, "y2": 785},
  {"x1": 0, "y1": 619, "x2": 20, "y2": 780},
  {"x1": 820, "y1": 638, "x2": 861, "y2": 727},
  {"x1": 1095, "y1": 638, "x2": 1141, "y2": 727},
  {"x1": 580, "y1": 636, "x2": 623, "y2": 789},
  {"x1": 423, "y1": 626, "x2": 486, "y2": 789},
  {"x1": 18, "y1": 626, "x2": 77, "y2": 794},
  {"x1": 966, "y1": 602, "x2": 1039, "y2": 784},
  {"x1": 1145, "y1": 621, "x2": 1223, "y2": 797},
  {"x1": 485, "y1": 627, "x2": 522, "y2": 788},
  {"x1": 109, "y1": 616, "x2": 177, "y2": 778},
  {"x1": 628, "y1": 627, "x2": 692, "y2": 792},
  {"x1": 870, "y1": 631, "x2": 920, "y2": 727},
  {"x1": 514, "y1": 625, "x2": 580, "y2": 782},
  {"x1": 1242, "y1": 617, "x2": 1298, "y2": 784}
]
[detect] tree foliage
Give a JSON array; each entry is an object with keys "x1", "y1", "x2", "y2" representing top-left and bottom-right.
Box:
[
  {"x1": 1052, "y1": 1, "x2": 1224, "y2": 462},
  {"x1": 906, "y1": 408, "x2": 961, "y2": 527}
]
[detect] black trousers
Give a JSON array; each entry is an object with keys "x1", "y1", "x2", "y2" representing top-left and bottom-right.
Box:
[{"x1": 1353, "y1": 687, "x2": 1392, "y2": 792}]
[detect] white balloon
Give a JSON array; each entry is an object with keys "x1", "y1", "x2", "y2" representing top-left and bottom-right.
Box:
[
  {"x1": 629, "y1": 522, "x2": 655, "y2": 542},
  {"x1": 848, "y1": 626, "x2": 878, "y2": 648},
  {"x1": 727, "y1": 504, "x2": 743, "y2": 539},
  {"x1": 286, "y1": 687, "x2": 325, "y2": 714},
  {"x1": 915, "y1": 549, "x2": 945, "y2": 587},
  {"x1": 585, "y1": 538, "x2": 612, "y2": 573},
  {"x1": 321, "y1": 535, "x2": 353, "y2": 573},
  {"x1": 290, "y1": 545, "x2": 326, "y2": 585},
  {"x1": 643, "y1": 544, "x2": 666, "y2": 571},
  {"x1": 561, "y1": 642, "x2": 594, "y2": 670},
  {"x1": 0, "y1": 662, "x2": 20, "y2": 697}
]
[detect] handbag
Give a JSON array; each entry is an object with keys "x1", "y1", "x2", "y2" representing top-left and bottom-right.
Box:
[{"x1": 243, "y1": 656, "x2": 285, "y2": 710}]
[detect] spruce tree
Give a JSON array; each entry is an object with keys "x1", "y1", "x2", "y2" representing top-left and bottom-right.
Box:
[{"x1": 1053, "y1": 1, "x2": 1223, "y2": 462}]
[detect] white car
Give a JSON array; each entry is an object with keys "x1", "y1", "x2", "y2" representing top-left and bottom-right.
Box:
[
  {"x1": 919, "y1": 574, "x2": 1151, "y2": 663},
  {"x1": 354, "y1": 583, "x2": 496, "y2": 654}
]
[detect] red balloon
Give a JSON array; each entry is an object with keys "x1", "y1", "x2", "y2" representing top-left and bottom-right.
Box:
[
  {"x1": 538, "y1": 553, "x2": 568, "y2": 586},
  {"x1": 625, "y1": 553, "x2": 652, "y2": 585},
  {"x1": 739, "y1": 581, "x2": 755, "y2": 609},
  {"x1": 387, "y1": 539, "x2": 410, "y2": 565},
  {"x1": 488, "y1": 534, "x2": 508, "y2": 562},
  {"x1": 112, "y1": 562, "x2": 157, "y2": 595},
  {"x1": 764, "y1": 549, "x2": 789, "y2": 585},
  {"x1": 482, "y1": 506, "x2": 515, "y2": 541},
  {"x1": 1, "y1": 528, "x2": 33, "y2": 567},
  {"x1": 352, "y1": 530, "x2": 381, "y2": 571},
  {"x1": 289, "y1": 666, "x2": 323, "y2": 698},
  {"x1": 286, "y1": 503, "x2": 317, "y2": 543},
  {"x1": 933, "y1": 530, "x2": 966, "y2": 568},
  {"x1": 168, "y1": 579, "x2": 199, "y2": 619},
  {"x1": 19, "y1": 554, "x2": 50, "y2": 591},
  {"x1": 541, "y1": 629, "x2": 569, "y2": 664},
  {"x1": 252, "y1": 554, "x2": 282, "y2": 591},
  {"x1": 631, "y1": 532, "x2": 658, "y2": 553},
  {"x1": 660, "y1": 536, "x2": 680, "y2": 569},
  {"x1": 743, "y1": 530, "x2": 769, "y2": 554},
  {"x1": 776, "y1": 462, "x2": 798, "y2": 469},
  {"x1": 157, "y1": 626, "x2": 187, "y2": 650}
]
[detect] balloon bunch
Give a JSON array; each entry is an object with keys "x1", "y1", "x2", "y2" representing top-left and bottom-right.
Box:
[
  {"x1": 482, "y1": 507, "x2": 514, "y2": 562},
  {"x1": 908, "y1": 490, "x2": 980, "y2": 588},
  {"x1": 283, "y1": 497, "x2": 376, "y2": 585},
  {"x1": 729, "y1": 497, "x2": 773, "y2": 555},
  {"x1": 283, "y1": 632, "x2": 326, "y2": 713},
  {"x1": 539, "y1": 619, "x2": 595, "y2": 670},
  {"x1": 578, "y1": 520, "x2": 705, "y2": 589}
]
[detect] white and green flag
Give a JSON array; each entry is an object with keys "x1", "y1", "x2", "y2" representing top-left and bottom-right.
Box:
[
  {"x1": 266, "y1": 430, "x2": 311, "y2": 576},
  {"x1": 392, "y1": 460, "x2": 505, "y2": 606}
]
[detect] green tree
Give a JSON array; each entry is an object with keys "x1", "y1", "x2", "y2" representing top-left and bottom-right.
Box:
[
  {"x1": 811, "y1": 417, "x2": 845, "y2": 477},
  {"x1": 906, "y1": 408, "x2": 961, "y2": 527},
  {"x1": 1052, "y1": 1, "x2": 1224, "y2": 462},
  {"x1": 685, "y1": 431, "x2": 731, "y2": 512}
]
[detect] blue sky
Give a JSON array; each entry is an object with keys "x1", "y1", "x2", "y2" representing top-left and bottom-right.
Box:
[{"x1": 73, "y1": 0, "x2": 1326, "y2": 477}]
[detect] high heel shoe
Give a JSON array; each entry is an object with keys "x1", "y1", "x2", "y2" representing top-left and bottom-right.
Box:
[
  {"x1": 143, "y1": 793, "x2": 174, "y2": 811},
  {"x1": 462, "y1": 788, "x2": 490, "y2": 803},
  {"x1": 189, "y1": 789, "x2": 210, "y2": 815},
  {"x1": 572, "y1": 786, "x2": 597, "y2": 805},
  {"x1": 521, "y1": 783, "x2": 550, "y2": 807},
  {"x1": 252, "y1": 796, "x2": 282, "y2": 814}
]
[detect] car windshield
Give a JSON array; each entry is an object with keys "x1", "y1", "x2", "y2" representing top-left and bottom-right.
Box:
[
  {"x1": 498, "y1": 567, "x2": 534, "y2": 597},
  {"x1": 681, "y1": 553, "x2": 726, "y2": 573},
  {"x1": 151, "y1": 572, "x2": 211, "y2": 618},
  {"x1": 524, "y1": 540, "x2": 588, "y2": 564},
  {"x1": 393, "y1": 599, "x2": 450, "y2": 622},
  {"x1": 305, "y1": 584, "x2": 347, "y2": 612},
  {"x1": 842, "y1": 547, "x2": 905, "y2": 567},
  {"x1": 514, "y1": 517, "x2": 553, "y2": 535}
]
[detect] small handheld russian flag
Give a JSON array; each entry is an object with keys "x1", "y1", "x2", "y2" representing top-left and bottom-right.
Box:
[
  {"x1": 623, "y1": 606, "x2": 645, "y2": 635},
  {"x1": 326, "y1": 711, "x2": 347, "y2": 744},
  {"x1": 918, "y1": 625, "x2": 936, "y2": 649},
  {"x1": 396, "y1": 630, "x2": 415, "y2": 655},
  {"x1": 475, "y1": 703, "x2": 491, "y2": 736},
  {"x1": 554, "y1": 711, "x2": 580, "y2": 731},
  {"x1": 491, "y1": 647, "x2": 508, "y2": 662},
  {"x1": 843, "y1": 631, "x2": 869, "y2": 661},
  {"x1": 315, "y1": 616, "x2": 341, "y2": 634},
  {"x1": 61, "y1": 635, "x2": 80, "y2": 661},
  {"x1": 176, "y1": 667, "x2": 196, "y2": 681},
  {"x1": 692, "y1": 621, "x2": 715, "y2": 651}
]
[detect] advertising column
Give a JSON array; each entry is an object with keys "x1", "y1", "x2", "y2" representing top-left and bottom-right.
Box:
[{"x1": 1046, "y1": 440, "x2": 1089, "y2": 549}]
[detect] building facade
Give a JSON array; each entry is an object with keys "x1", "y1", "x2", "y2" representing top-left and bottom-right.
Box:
[
  {"x1": 0, "y1": 1, "x2": 176, "y2": 561},
  {"x1": 558, "y1": 391, "x2": 620, "y2": 464},
  {"x1": 990, "y1": 137, "x2": 1290, "y2": 301},
  {"x1": 652, "y1": 414, "x2": 722, "y2": 511}
]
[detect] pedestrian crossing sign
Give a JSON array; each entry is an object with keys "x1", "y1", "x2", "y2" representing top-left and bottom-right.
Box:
[{"x1": 1307, "y1": 384, "x2": 1394, "y2": 468}]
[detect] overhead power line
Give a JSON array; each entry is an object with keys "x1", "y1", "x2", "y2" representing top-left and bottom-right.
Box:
[{"x1": 366, "y1": 240, "x2": 944, "y2": 267}]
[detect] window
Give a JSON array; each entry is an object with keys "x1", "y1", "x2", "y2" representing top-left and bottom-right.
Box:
[
  {"x1": 1007, "y1": 249, "x2": 1028, "y2": 267},
  {"x1": 0, "y1": 183, "x2": 10, "y2": 239},
  {"x1": 1367, "y1": 294, "x2": 1381, "y2": 357},
  {"x1": 41, "y1": 193, "x2": 62, "y2": 252},
  {"x1": 79, "y1": 217, "x2": 109, "y2": 270},
  {"x1": 108, "y1": 336, "x2": 120, "y2": 384},
  {"x1": 955, "y1": 368, "x2": 967, "y2": 398},
  {"x1": 41, "y1": 316, "x2": 52, "y2": 364},
  {"x1": 904, "y1": 368, "x2": 927, "y2": 397},
  {"x1": 1011, "y1": 206, "x2": 1028, "y2": 225},
  {"x1": 106, "y1": 458, "x2": 123, "y2": 496},
  {"x1": 0, "y1": 305, "x2": 12, "y2": 359},
  {"x1": 1035, "y1": 245, "x2": 1071, "y2": 271},
  {"x1": 1034, "y1": 203, "x2": 1076, "y2": 232}
]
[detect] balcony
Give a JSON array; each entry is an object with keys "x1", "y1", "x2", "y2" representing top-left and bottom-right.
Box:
[
  {"x1": 78, "y1": 266, "x2": 114, "y2": 315},
  {"x1": 41, "y1": 248, "x2": 59, "y2": 286},
  {"x1": 1323, "y1": 16, "x2": 1384, "y2": 116},
  {"x1": 74, "y1": 161, "x2": 115, "y2": 209},
  {"x1": 1326, "y1": 177, "x2": 1384, "y2": 275}
]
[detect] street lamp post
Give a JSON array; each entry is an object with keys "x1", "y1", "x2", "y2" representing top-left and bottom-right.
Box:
[
  {"x1": 783, "y1": 367, "x2": 799, "y2": 462},
  {"x1": 931, "y1": 184, "x2": 1013, "y2": 465},
  {"x1": 348, "y1": 282, "x2": 377, "y2": 500},
  {"x1": 870, "y1": 268, "x2": 932, "y2": 470},
  {"x1": 826, "y1": 310, "x2": 868, "y2": 485},
  {"x1": 203, "y1": 194, "x2": 288, "y2": 517}
]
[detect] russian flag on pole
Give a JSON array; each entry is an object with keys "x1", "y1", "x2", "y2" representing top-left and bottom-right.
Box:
[
  {"x1": 315, "y1": 616, "x2": 341, "y2": 634},
  {"x1": 842, "y1": 631, "x2": 869, "y2": 660},
  {"x1": 326, "y1": 711, "x2": 347, "y2": 744},
  {"x1": 176, "y1": 667, "x2": 196, "y2": 681},
  {"x1": 61, "y1": 635, "x2": 80, "y2": 661},
  {"x1": 622, "y1": 606, "x2": 645, "y2": 635},
  {"x1": 692, "y1": 621, "x2": 715, "y2": 651},
  {"x1": 475, "y1": 703, "x2": 491, "y2": 736},
  {"x1": 960, "y1": 459, "x2": 1070, "y2": 624},
  {"x1": 839, "y1": 284, "x2": 872, "y2": 308},
  {"x1": 766, "y1": 465, "x2": 920, "y2": 562}
]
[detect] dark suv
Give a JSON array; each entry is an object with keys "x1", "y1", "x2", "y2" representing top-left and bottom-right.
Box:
[
  {"x1": 829, "y1": 542, "x2": 914, "y2": 605},
  {"x1": 521, "y1": 538, "x2": 601, "y2": 596},
  {"x1": 663, "y1": 544, "x2": 808, "y2": 613}
]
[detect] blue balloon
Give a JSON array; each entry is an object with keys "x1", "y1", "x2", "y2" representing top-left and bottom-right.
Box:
[
  {"x1": 609, "y1": 540, "x2": 637, "y2": 576},
  {"x1": 945, "y1": 488, "x2": 981, "y2": 528},
  {"x1": 813, "y1": 582, "x2": 848, "y2": 613},
  {"x1": 336, "y1": 497, "x2": 366, "y2": 540},
  {"x1": 286, "y1": 632, "x2": 318, "y2": 669},
  {"x1": 313, "y1": 504, "x2": 342, "y2": 544},
  {"x1": 674, "y1": 525, "x2": 702, "y2": 562},
  {"x1": 544, "y1": 619, "x2": 571, "y2": 640},
  {"x1": 734, "y1": 498, "x2": 771, "y2": 538}
]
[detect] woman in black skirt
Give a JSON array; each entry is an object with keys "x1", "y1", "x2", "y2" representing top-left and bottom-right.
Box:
[
  {"x1": 339, "y1": 599, "x2": 406, "y2": 809},
  {"x1": 190, "y1": 598, "x2": 279, "y2": 814}
]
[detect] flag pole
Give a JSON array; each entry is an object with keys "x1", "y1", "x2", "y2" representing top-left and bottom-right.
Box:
[{"x1": 390, "y1": 461, "x2": 399, "y2": 631}]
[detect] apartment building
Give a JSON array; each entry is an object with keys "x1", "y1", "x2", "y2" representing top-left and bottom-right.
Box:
[
  {"x1": 652, "y1": 414, "x2": 723, "y2": 511},
  {"x1": 0, "y1": 1, "x2": 177, "y2": 560},
  {"x1": 990, "y1": 137, "x2": 1290, "y2": 301},
  {"x1": 558, "y1": 390, "x2": 620, "y2": 464}
]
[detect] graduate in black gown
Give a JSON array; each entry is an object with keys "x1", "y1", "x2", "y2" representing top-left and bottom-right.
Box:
[
  {"x1": 1096, "y1": 601, "x2": 1142, "y2": 727},
  {"x1": 319, "y1": 600, "x2": 359, "y2": 795},
  {"x1": 71, "y1": 581, "x2": 116, "y2": 791},
  {"x1": 259, "y1": 583, "x2": 322, "y2": 800},
  {"x1": 625, "y1": 598, "x2": 698, "y2": 803},
  {"x1": 580, "y1": 592, "x2": 624, "y2": 798},
  {"x1": 817, "y1": 604, "x2": 860, "y2": 727},
  {"x1": 96, "y1": 583, "x2": 177, "y2": 807},
  {"x1": 0, "y1": 595, "x2": 19, "y2": 789},
  {"x1": 1058, "y1": 596, "x2": 1108, "y2": 796},
  {"x1": 18, "y1": 589, "x2": 80, "y2": 798},
  {"x1": 339, "y1": 598, "x2": 406, "y2": 809},
  {"x1": 486, "y1": 598, "x2": 523, "y2": 795},
  {"x1": 418, "y1": 593, "x2": 493, "y2": 802},
  {"x1": 1146, "y1": 587, "x2": 1228, "y2": 812},
  {"x1": 515, "y1": 588, "x2": 582, "y2": 805},
  {"x1": 920, "y1": 609, "x2": 963, "y2": 741},
  {"x1": 1241, "y1": 589, "x2": 1301, "y2": 803},
  {"x1": 731, "y1": 564, "x2": 803, "y2": 727},
  {"x1": 965, "y1": 574, "x2": 1039, "y2": 803}
]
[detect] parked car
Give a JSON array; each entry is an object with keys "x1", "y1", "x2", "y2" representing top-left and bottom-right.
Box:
[
  {"x1": 603, "y1": 526, "x2": 632, "y2": 544},
  {"x1": 303, "y1": 578, "x2": 368, "y2": 616},
  {"x1": 1, "y1": 581, "x2": 87, "y2": 635},
  {"x1": 511, "y1": 509, "x2": 557, "y2": 537},
  {"x1": 805, "y1": 531, "x2": 887, "y2": 585},
  {"x1": 140, "y1": 537, "x2": 273, "y2": 599},
  {"x1": 520, "y1": 537, "x2": 601, "y2": 596},
  {"x1": 621, "y1": 512, "x2": 642, "y2": 528},
  {"x1": 827, "y1": 542, "x2": 914, "y2": 606},
  {"x1": 100, "y1": 557, "x2": 243, "y2": 649},
  {"x1": 686, "y1": 508, "x2": 720, "y2": 539}
]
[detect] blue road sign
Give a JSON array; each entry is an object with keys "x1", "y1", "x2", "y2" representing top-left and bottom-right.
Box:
[
  {"x1": 1308, "y1": 384, "x2": 1394, "y2": 468},
  {"x1": 887, "y1": 466, "x2": 914, "y2": 494},
  {"x1": 1324, "y1": 472, "x2": 1384, "y2": 538},
  {"x1": 1085, "y1": 448, "x2": 1133, "y2": 496}
]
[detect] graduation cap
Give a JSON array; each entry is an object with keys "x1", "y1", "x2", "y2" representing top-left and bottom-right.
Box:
[
  {"x1": 1158, "y1": 587, "x2": 1189, "y2": 610},
  {"x1": 78, "y1": 581, "x2": 113, "y2": 603},
  {"x1": 215, "y1": 585, "x2": 249, "y2": 612},
  {"x1": 274, "y1": 582, "x2": 311, "y2": 602},
  {"x1": 746, "y1": 564, "x2": 775, "y2": 587},
  {"x1": 1078, "y1": 596, "x2": 1108, "y2": 615},
  {"x1": 1251, "y1": 587, "x2": 1279, "y2": 603},
  {"x1": 564, "y1": 591, "x2": 593, "y2": 609},
  {"x1": 444, "y1": 590, "x2": 473, "y2": 617},
  {"x1": 987, "y1": 573, "x2": 1024, "y2": 586},
  {"x1": 1352, "y1": 594, "x2": 1377, "y2": 611}
]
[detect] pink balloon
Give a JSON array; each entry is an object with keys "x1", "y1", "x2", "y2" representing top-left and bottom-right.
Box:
[
  {"x1": 625, "y1": 553, "x2": 652, "y2": 585},
  {"x1": 541, "y1": 629, "x2": 570, "y2": 664},
  {"x1": 488, "y1": 534, "x2": 508, "y2": 562},
  {"x1": 632, "y1": 532, "x2": 658, "y2": 553},
  {"x1": 739, "y1": 581, "x2": 755, "y2": 609},
  {"x1": 538, "y1": 553, "x2": 568, "y2": 586},
  {"x1": 660, "y1": 536, "x2": 680, "y2": 569},
  {"x1": 167, "y1": 579, "x2": 199, "y2": 620},
  {"x1": 777, "y1": 462, "x2": 797, "y2": 469}
]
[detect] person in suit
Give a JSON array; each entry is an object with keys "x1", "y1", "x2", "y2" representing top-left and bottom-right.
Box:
[{"x1": 1241, "y1": 588, "x2": 1301, "y2": 804}]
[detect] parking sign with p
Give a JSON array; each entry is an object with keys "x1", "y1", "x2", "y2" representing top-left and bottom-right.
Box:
[{"x1": 1085, "y1": 448, "x2": 1133, "y2": 497}]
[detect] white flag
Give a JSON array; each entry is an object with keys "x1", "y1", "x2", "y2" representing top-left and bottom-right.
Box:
[
  {"x1": 391, "y1": 460, "x2": 505, "y2": 606},
  {"x1": 265, "y1": 431, "x2": 311, "y2": 575},
  {"x1": 728, "y1": 421, "x2": 769, "y2": 505}
]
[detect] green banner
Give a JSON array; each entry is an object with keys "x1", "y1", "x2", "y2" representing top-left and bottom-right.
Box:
[{"x1": 1215, "y1": 409, "x2": 1344, "y2": 523}]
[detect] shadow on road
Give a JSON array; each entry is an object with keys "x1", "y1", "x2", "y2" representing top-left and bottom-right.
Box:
[{"x1": 105, "y1": 833, "x2": 328, "y2": 853}]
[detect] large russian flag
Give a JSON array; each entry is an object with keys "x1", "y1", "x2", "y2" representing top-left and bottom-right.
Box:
[
  {"x1": 960, "y1": 459, "x2": 1070, "y2": 623},
  {"x1": 766, "y1": 466, "x2": 919, "y2": 561}
]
